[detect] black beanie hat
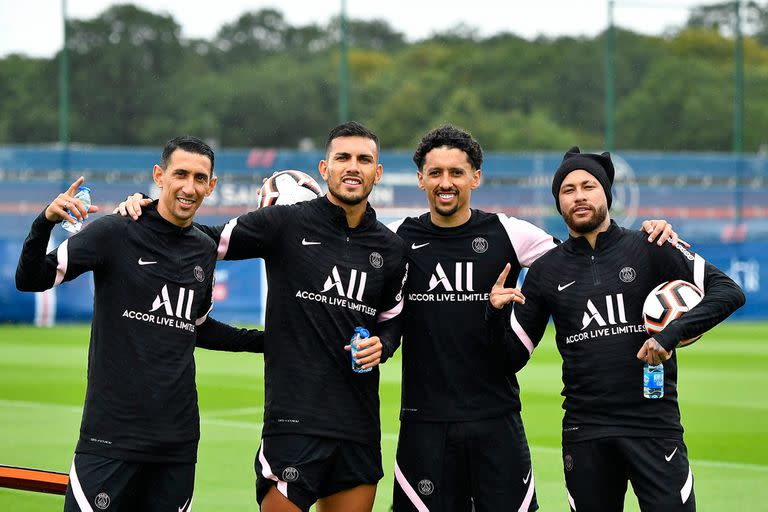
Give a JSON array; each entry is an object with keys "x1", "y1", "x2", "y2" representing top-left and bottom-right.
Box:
[{"x1": 551, "y1": 146, "x2": 615, "y2": 213}]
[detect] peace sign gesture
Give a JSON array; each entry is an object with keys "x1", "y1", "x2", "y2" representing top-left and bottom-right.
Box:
[
  {"x1": 490, "y1": 263, "x2": 525, "y2": 310},
  {"x1": 45, "y1": 176, "x2": 99, "y2": 223}
]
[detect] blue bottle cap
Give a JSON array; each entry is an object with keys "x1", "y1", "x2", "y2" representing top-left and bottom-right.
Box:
[
  {"x1": 78, "y1": 186, "x2": 92, "y2": 193},
  {"x1": 354, "y1": 327, "x2": 370, "y2": 338}
]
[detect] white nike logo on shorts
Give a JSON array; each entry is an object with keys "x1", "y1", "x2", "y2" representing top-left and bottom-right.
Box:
[
  {"x1": 558, "y1": 281, "x2": 576, "y2": 291},
  {"x1": 411, "y1": 242, "x2": 429, "y2": 250},
  {"x1": 138, "y1": 258, "x2": 157, "y2": 265},
  {"x1": 665, "y1": 447, "x2": 678, "y2": 462},
  {"x1": 302, "y1": 238, "x2": 321, "y2": 246}
]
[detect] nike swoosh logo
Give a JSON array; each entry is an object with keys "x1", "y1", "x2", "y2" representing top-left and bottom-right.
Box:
[
  {"x1": 558, "y1": 281, "x2": 576, "y2": 291},
  {"x1": 178, "y1": 497, "x2": 191, "y2": 512},
  {"x1": 665, "y1": 447, "x2": 678, "y2": 462},
  {"x1": 523, "y1": 468, "x2": 531, "y2": 484},
  {"x1": 138, "y1": 258, "x2": 157, "y2": 265},
  {"x1": 302, "y1": 238, "x2": 321, "y2": 246},
  {"x1": 411, "y1": 242, "x2": 429, "y2": 250}
]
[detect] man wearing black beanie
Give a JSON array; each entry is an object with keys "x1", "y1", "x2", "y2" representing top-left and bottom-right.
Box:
[
  {"x1": 388, "y1": 131, "x2": 688, "y2": 512},
  {"x1": 551, "y1": 146, "x2": 614, "y2": 213},
  {"x1": 486, "y1": 147, "x2": 746, "y2": 511}
]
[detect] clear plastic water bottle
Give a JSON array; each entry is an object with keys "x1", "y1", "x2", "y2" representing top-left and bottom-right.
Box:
[
  {"x1": 61, "y1": 186, "x2": 92, "y2": 234},
  {"x1": 643, "y1": 363, "x2": 664, "y2": 399},
  {"x1": 350, "y1": 327, "x2": 371, "y2": 373}
]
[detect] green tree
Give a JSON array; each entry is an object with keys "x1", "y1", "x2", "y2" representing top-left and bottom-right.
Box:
[
  {"x1": 0, "y1": 55, "x2": 57, "y2": 142},
  {"x1": 66, "y1": 4, "x2": 186, "y2": 144}
]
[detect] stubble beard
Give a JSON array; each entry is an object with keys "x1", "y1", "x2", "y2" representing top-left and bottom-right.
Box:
[{"x1": 564, "y1": 203, "x2": 608, "y2": 234}]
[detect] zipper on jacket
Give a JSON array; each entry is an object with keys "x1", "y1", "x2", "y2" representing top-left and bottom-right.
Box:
[
  {"x1": 344, "y1": 234, "x2": 351, "y2": 260},
  {"x1": 591, "y1": 255, "x2": 601, "y2": 285}
]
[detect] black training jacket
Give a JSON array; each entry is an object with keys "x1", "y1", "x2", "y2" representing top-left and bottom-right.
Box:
[
  {"x1": 487, "y1": 221, "x2": 745, "y2": 442},
  {"x1": 206, "y1": 196, "x2": 408, "y2": 446},
  {"x1": 16, "y1": 202, "x2": 262, "y2": 463},
  {"x1": 389, "y1": 210, "x2": 557, "y2": 422}
]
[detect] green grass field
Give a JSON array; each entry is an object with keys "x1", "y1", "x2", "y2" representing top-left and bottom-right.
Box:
[{"x1": 1, "y1": 322, "x2": 766, "y2": 511}]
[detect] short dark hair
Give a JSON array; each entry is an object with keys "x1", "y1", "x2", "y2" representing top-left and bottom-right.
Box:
[
  {"x1": 413, "y1": 125, "x2": 483, "y2": 171},
  {"x1": 325, "y1": 121, "x2": 380, "y2": 157},
  {"x1": 161, "y1": 135, "x2": 215, "y2": 174}
]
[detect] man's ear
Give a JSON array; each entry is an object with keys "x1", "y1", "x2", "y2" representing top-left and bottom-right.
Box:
[{"x1": 152, "y1": 164, "x2": 164, "y2": 188}]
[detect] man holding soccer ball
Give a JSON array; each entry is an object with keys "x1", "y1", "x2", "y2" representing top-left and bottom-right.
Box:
[
  {"x1": 487, "y1": 147, "x2": 745, "y2": 511},
  {"x1": 118, "y1": 122, "x2": 408, "y2": 512}
]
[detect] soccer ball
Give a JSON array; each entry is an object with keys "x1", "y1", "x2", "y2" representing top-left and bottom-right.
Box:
[
  {"x1": 257, "y1": 170, "x2": 323, "y2": 208},
  {"x1": 642, "y1": 280, "x2": 704, "y2": 347}
]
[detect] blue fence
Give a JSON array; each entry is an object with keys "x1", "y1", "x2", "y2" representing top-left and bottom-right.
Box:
[{"x1": 1, "y1": 146, "x2": 765, "y2": 323}]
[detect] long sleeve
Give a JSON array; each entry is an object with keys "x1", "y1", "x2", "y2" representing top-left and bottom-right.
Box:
[
  {"x1": 375, "y1": 259, "x2": 409, "y2": 363},
  {"x1": 485, "y1": 265, "x2": 551, "y2": 374},
  {"x1": 16, "y1": 212, "x2": 58, "y2": 291},
  {"x1": 196, "y1": 316, "x2": 264, "y2": 353},
  {"x1": 196, "y1": 206, "x2": 288, "y2": 261},
  {"x1": 651, "y1": 243, "x2": 746, "y2": 351},
  {"x1": 17, "y1": 211, "x2": 110, "y2": 292}
]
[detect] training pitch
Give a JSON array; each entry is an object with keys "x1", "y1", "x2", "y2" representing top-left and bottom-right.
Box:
[{"x1": 0, "y1": 322, "x2": 766, "y2": 511}]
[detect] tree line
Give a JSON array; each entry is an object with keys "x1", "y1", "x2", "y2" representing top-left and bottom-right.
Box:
[{"x1": 1, "y1": 2, "x2": 767, "y2": 152}]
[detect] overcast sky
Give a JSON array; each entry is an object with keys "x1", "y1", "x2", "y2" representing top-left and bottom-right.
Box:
[{"x1": 0, "y1": 0, "x2": 707, "y2": 58}]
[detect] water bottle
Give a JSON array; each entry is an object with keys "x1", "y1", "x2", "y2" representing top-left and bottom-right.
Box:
[
  {"x1": 643, "y1": 363, "x2": 664, "y2": 399},
  {"x1": 61, "y1": 186, "x2": 92, "y2": 234},
  {"x1": 350, "y1": 327, "x2": 371, "y2": 373}
]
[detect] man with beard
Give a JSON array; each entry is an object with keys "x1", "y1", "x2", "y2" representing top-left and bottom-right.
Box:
[
  {"x1": 388, "y1": 129, "x2": 679, "y2": 512},
  {"x1": 117, "y1": 122, "x2": 408, "y2": 512},
  {"x1": 487, "y1": 147, "x2": 745, "y2": 511}
]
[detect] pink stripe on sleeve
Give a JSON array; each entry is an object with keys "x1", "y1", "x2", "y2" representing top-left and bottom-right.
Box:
[
  {"x1": 217, "y1": 218, "x2": 238, "y2": 260},
  {"x1": 377, "y1": 299, "x2": 403, "y2": 322},
  {"x1": 54, "y1": 240, "x2": 69, "y2": 286},
  {"x1": 511, "y1": 309, "x2": 535, "y2": 356},
  {"x1": 497, "y1": 214, "x2": 557, "y2": 267}
]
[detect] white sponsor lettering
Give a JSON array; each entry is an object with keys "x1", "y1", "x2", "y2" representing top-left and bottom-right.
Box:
[
  {"x1": 581, "y1": 294, "x2": 627, "y2": 330},
  {"x1": 295, "y1": 290, "x2": 376, "y2": 316},
  {"x1": 149, "y1": 285, "x2": 194, "y2": 320},
  {"x1": 122, "y1": 309, "x2": 197, "y2": 333},
  {"x1": 566, "y1": 323, "x2": 646, "y2": 344},
  {"x1": 322, "y1": 266, "x2": 367, "y2": 301},
  {"x1": 408, "y1": 292, "x2": 489, "y2": 302},
  {"x1": 427, "y1": 262, "x2": 474, "y2": 292}
]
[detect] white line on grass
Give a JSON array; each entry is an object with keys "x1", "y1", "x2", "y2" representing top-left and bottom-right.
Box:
[{"x1": 3, "y1": 400, "x2": 767, "y2": 473}]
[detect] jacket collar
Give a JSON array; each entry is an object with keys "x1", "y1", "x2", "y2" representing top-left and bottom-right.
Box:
[
  {"x1": 315, "y1": 195, "x2": 378, "y2": 231},
  {"x1": 141, "y1": 200, "x2": 195, "y2": 235},
  {"x1": 565, "y1": 220, "x2": 622, "y2": 254}
]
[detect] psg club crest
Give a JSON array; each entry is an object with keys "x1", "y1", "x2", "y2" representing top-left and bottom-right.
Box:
[
  {"x1": 94, "y1": 492, "x2": 111, "y2": 509},
  {"x1": 472, "y1": 237, "x2": 488, "y2": 253},
  {"x1": 417, "y1": 479, "x2": 434, "y2": 496},
  {"x1": 619, "y1": 266, "x2": 636, "y2": 283},
  {"x1": 282, "y1": 467, "x2": 299, "y2": 482},
  {"x1": 369, "y1": 252, "x2": 383, "y2": 269},
  {"x1": 194, "y1": 265, "x2": 205, "y2": 282}
]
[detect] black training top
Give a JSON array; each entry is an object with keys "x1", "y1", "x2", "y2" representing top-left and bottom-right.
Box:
[
  {"x1": 487, "y1": 221, "x2": 745, "y2": 442},
  {"x1": 390, "y1": 210, "x2": 557, "y2": 422},
  {"x1": 16, "y1": 203, "x2": 261, "y2": 463},
  {"x1": 206, "y1": 196, "x2": 408, "y2": 446}
]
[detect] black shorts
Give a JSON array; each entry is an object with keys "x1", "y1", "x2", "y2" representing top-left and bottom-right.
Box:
[
  {"x1": 63, "y1": 452, "x2": 194, "y2": 512},
  {"x1": 254, "y1": 434, "x2": 383, "y2": 512},
  {"x1": 562, "y1": 437, "x2": 695, "y2": 512},
  {"x1": 393, "y1": 412, "x2": 538, "y2": 512}
]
